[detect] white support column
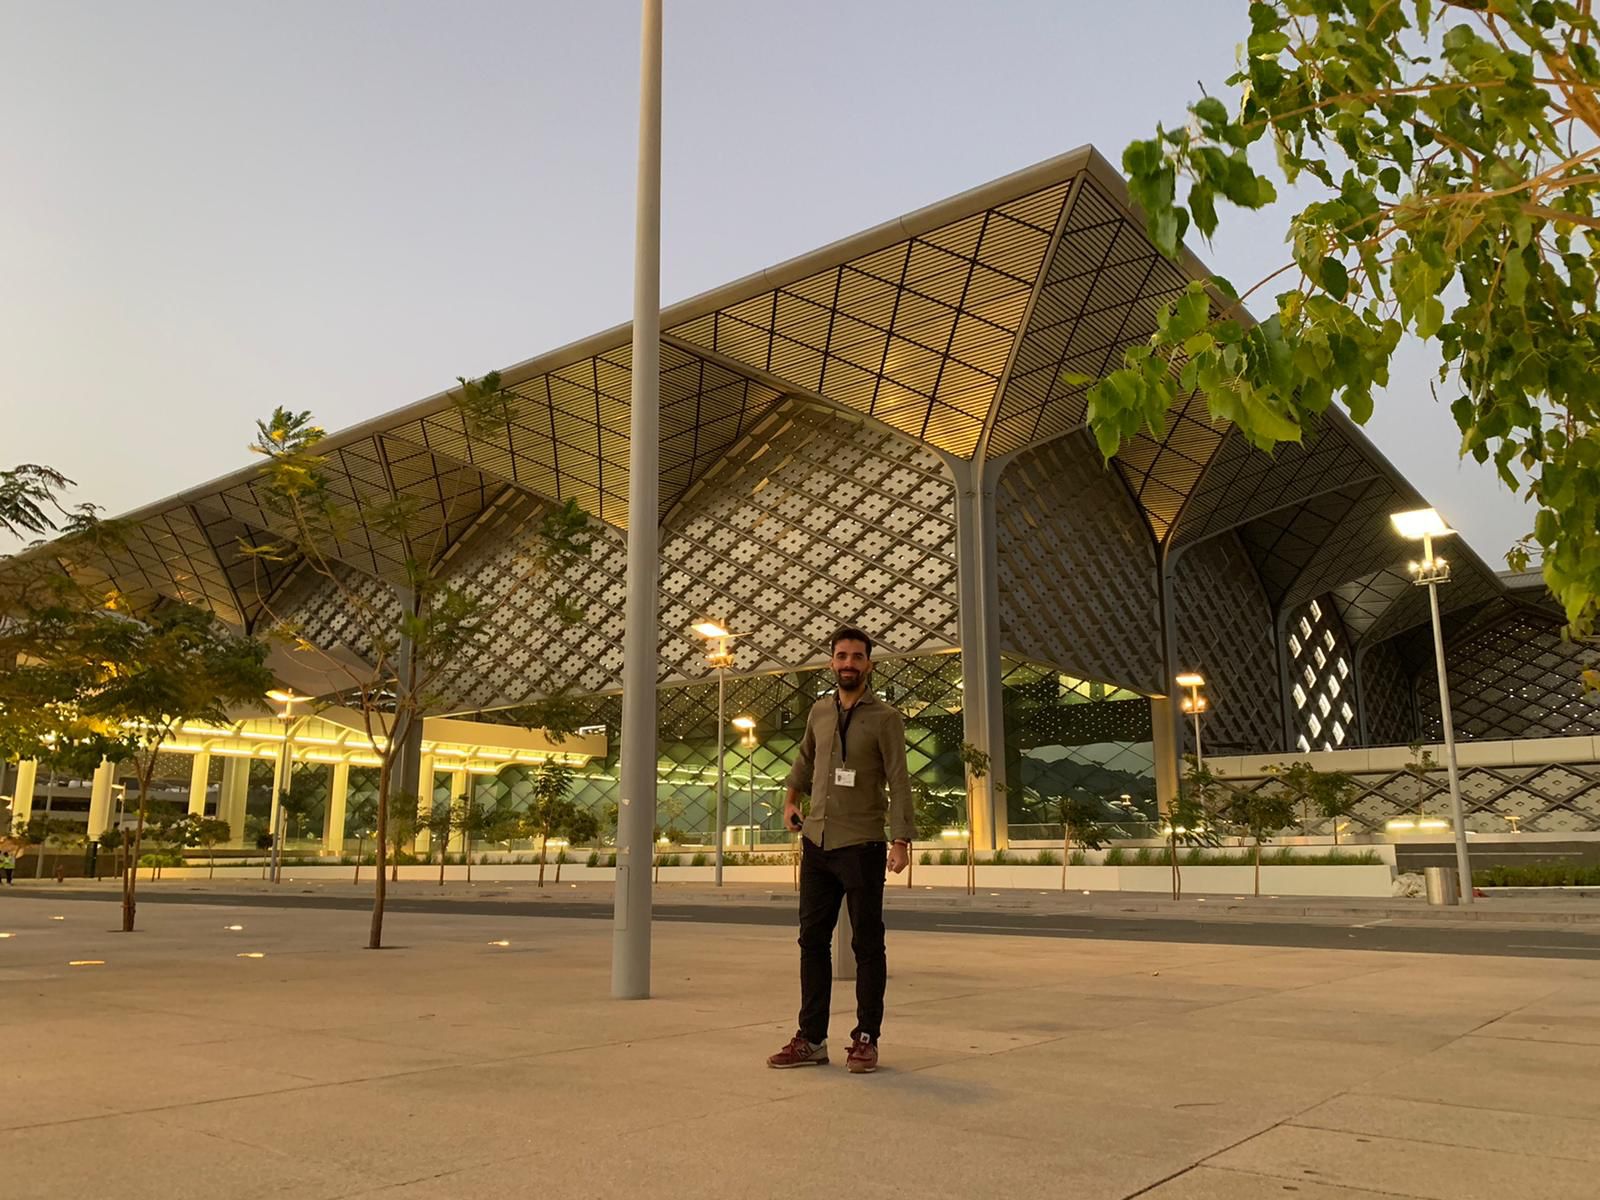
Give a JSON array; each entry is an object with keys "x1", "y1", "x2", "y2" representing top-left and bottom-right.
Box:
[
  {"x1": 448, "y1": 768, "x2": 468, "y2": 851},
  {"x1": 10, "y1": 759, "x2": 38, "y2": 830},
  {"x1": 87, "y1": 759, "x2": 115, "y2": 838},
  {"x1": 187, "y1": 752, "x2": 212, "y2": 817},
  {"x1": 324, "y1": 762, "x2": 350, "y2": 854},
  {"x1": 414, "y1": 753, "x2": 436, "y2": 854},
  {"x1": 951, "y1": 458, "x2": 1008, "y2": 851},
  {"x1": 219, "y1": 756, "x2": 249, "y2": 845}
]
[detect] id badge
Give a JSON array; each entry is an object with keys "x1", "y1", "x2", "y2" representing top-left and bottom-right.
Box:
[{"x1": 833, "y1": 767, "x2": 857, "y2": 788}]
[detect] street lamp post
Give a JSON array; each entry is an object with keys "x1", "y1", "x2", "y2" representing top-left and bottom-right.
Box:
[
  {"x1": 1392, "y1": 507, "x2": 1474, "y2": 905},
  {"x1": 1176, "y1": 672, "x2": 1208, "y2": 774},
  {"x1": 693, "y1": 621, "x2": 741, "y2": 886},
  {"x1": 267, "y1": 690, "x2": 302, "y2": 885},
  {"x1": 733, "y1": 715, "x2": 756, "y2": 853}
]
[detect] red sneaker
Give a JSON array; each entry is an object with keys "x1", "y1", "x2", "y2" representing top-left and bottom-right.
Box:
[
  {"x1": 846, "y1": 1034, "x2": 878, "y2": 1074},
  {"x1": 767, "y1": 1034, "x2": 828, "y2": 1069}
]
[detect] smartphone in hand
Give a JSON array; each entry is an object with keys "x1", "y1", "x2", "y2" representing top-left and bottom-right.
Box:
[{"x1": 787, "y1": 811, "x2": 804, "y2": 832}]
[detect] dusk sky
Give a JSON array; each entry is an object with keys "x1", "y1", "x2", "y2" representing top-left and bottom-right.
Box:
[{"x1": 2, "y1": 1, "x2": 1531, "y2": 564}]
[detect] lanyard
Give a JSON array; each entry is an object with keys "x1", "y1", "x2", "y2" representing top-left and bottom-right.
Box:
[{"x1": 835, "y1": 695, "x2": 861, "y2": 763}]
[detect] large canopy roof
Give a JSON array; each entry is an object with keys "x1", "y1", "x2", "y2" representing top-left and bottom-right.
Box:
[{"x1": 21, "y1": 145, "x2": 1508, "y2": 664}]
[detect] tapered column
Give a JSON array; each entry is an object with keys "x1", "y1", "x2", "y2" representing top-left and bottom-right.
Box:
[
  {"x1": 414, "y1": 753, "x2": 436, "y2": 853},
  {"x1": 448, "y1": 768, "x2": 469, "y2": 851},
  {"x1": 951, "y1": 458, "x2": 1007, "y2": 851},
  {"x1": 87, "y1": 759, "x2": 115, "y2": 838},
  {"x1": 324, "y1": 762, "x2": 350, "y2": 854},
  {"x1": 10, "y1": 759, "x2": 37, "y2": 829},
  {"x1": 219, "y1": 757, "x2": 250, "y2": 845},
  {"x1": 187, "y1": 752, "x2": 212, "y2": 817}
]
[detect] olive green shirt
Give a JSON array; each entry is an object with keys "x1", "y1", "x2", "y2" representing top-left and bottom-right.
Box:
[{"x1": 785, "y1": 690, "x2": 916, "y2": 850}]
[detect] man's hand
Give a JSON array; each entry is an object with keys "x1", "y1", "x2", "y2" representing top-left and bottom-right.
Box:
[
  {"x1": 887, "y1": 841, "x2": 909, "y2": 875},
  {"x1": 784, "y1": 801, "x2": 803, "y2": 832}
]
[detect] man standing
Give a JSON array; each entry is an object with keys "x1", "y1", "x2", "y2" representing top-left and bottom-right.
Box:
[{"x1": 767, "y1": 626, "x2": 913, "y2": 1074}]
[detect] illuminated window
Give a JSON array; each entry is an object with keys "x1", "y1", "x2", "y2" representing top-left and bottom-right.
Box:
[{"x1": 1287, "y1": 597, "x2": 1358, "y2": 753}]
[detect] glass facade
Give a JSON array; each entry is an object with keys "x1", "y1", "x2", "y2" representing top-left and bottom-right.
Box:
[{"x1": 480, "y1": 652, "x2": 1155, "y2": 847}]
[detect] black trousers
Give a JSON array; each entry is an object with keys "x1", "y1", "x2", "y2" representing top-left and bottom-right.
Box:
[{"x1": 797, "y1": 837, "x2": 887, "y2": 1045}]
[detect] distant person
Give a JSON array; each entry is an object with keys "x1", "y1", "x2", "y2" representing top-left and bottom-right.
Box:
[
  {"x1": 0, "y1": 846, "x2": 15, "y2": 885},
  {"x1": 767, "y1": 626, "x2": 913, "y2": 1075}
]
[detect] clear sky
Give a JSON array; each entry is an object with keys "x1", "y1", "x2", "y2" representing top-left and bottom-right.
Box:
[{"x1": 1, "y1": 0, "x2": 1531, "y2": 565}]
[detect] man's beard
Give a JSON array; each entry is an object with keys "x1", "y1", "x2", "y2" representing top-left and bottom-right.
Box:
[{"x1": 834, "y1": 668, "x2": 865, "y2": 693}]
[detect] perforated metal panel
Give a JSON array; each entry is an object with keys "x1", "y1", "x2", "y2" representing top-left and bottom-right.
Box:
[
  {"x1": 670, "y1": 184, "x2": 1077, "y2": 459},
  {"x1": 1285, "y1": 597, "x2": 1357, "y2": 752},
  {"x1": 994, "y1": 430, "x2": 1162, "y2": 694},
  {"x1": 276, "y1": 404, "x2": 960, "y2": 713},
  {"x1": 1173, "y1": 535, "x2": 1280, "y2": 755},
  {"x1": 1417, "y1": 605, "x2": 1600, "y2": 741},
  {"x1": 986, "y1": 176, "x2": 1191, "y2": 458},
  {"x1": 1360, "y1": 637, "x2": 1418, "y2": 747}
]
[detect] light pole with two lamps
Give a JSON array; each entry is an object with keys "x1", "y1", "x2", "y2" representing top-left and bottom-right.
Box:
[
  {"x1": 266, "y1": 689, "x2": 304, "y2": 885},
  {"x1": 732, "y1": 714, "x2": 758, "y2": 853},
  {"x1": 1176, "y1": 672, "x2": 1208, "y2": 774},
  {"x1": 1392, "y1": 507, "x2": 1474, "y2": 904},
  {"x1": 692, "y1": 621, "x2": 742, "y2": 886}
]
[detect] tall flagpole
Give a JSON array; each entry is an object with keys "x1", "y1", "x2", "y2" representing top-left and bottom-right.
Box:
[{"x1": 612, "y1": 0, "x2": 663, "y2": 999}]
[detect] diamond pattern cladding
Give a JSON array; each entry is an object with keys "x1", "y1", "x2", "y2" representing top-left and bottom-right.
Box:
[
  {"x1": 668, "y1": 183, "x2": 1075, "y2": 458},
  {"x1": 1173, "y1": 535, "x2": 1280, "y2": 755},
  {"x1": 995, "y1": 430, "x2": 1162, "y2": 694}
]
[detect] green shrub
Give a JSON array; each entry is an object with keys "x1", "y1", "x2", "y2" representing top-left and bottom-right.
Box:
[
  {"x1": 1034, "y1": 848, "x2": 1059, "y2": 866},
  {"x1": 939, "y1": 848, "x2": 956, "y2": 866},
  {"x1": 1475, "y1": 861, "x2": 1600, "y2": 887},
  {"x1": 1103, "y1": 847, "x2": 1126, "y2": 866},
  {"x1": 586, "y1": 850, "x2": 600, "y2": 868},
  {"x1": 690, "y1": 852, "x2": 709, "y2": 867},
  {"x1": 137, "y1": 852, "x2": 185, "y2": 868},
  {"x1": 919, "y1": 850, "x2": 933, "y2": 865},
  {"x1": 606, "y1": 853, "x2": 617, "y2": 868},
  {"x1": 1132, "y1": 846, "x2": 1155, "y2": 866},
  {"x1": 1184, "y1": 847, "x2": 1207, "y2": 866},
  {"x1": 990, "y1": 848, "x2": 1009, "y2": 865},
  {"x1": 1068, "y1": 850, "x2": 1086, "y2": 866}
]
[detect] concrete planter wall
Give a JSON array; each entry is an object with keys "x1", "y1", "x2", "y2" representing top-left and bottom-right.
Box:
[{"x1": 157, "y1": 860, "x2": 1395, "y2": 896}]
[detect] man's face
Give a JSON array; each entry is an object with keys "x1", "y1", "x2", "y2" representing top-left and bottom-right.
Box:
[{"x1": 831, "y1": 638, "x2": 872, "y2": 692}]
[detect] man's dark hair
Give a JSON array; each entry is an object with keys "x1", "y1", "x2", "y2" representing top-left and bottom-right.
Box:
[{"x1": 829, "y1": 625, "x2": 874, "y2": 658}]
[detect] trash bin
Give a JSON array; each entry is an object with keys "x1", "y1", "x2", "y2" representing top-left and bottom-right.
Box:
[{"x1": 1424, "y1": 865, "x2": 1459, "y2": 906}]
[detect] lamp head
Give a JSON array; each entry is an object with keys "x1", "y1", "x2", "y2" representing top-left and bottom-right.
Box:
[
  {"x1": 731, "y1": 715, "x2": 756, "y2": 731},
  {"x1": 692, "y1": 621, "x2": 730, "y2": 640},
  {"x1": 1175, "y1": 672, "x2": 1205, "y2": 689},
  {"x1": 1390, "y1": 508, "x2": 1454, "y2": 541}
]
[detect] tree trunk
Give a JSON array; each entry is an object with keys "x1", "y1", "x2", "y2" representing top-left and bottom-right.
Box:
[
  {"x1": 1331, "y1": 816, "x2": 1340, "y2": 847},
  {"x1": 555, "y1": 852, "x2": 562, "y2": 884},
  {"x1": 537, "y1": 830, "x2": 547, "y2": 888},
  {"x1": 122, "y1": 764, "x2": 154, "y2": 933},
  {"x1": 370, "y1": 764, "x2": 391, "y2": 951},
  {"x1": 208, "y1": 849, "x2": 215, "y2": 880},
  {"x1": 1061, "y1": 832, "x2": 1070, "y2": 892},
  {"x1": 438, "y1": 834, "x2": 447, "y2": 886},
  {"x1": 1169, "y1": 831, "x2": 1181, "y2": 901},
  {"x1": 464, "y1": 834, "x2": 472, "y2": 884},
  {"x1": 1254, "y1": 841, "x2": 1261, "y2": 896}
]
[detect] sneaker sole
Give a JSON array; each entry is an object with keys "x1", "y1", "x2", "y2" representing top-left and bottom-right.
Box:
[
  {"x1": 768, "y1": 1057, "x2": 828, "y2": 1069},
  {"x1": 847, "y1": 1061, "x2": 877, "y2": 1074}
]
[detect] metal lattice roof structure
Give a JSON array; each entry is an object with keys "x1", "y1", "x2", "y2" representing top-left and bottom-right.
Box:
[{"x1": 13, "y1": 145, "x2": 1512, "y2": 710}]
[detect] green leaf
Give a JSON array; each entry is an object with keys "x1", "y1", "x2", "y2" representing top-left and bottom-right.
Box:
[
  {"x1": 1320, "y1": 256, "x2": 1349, "y2": 301},
  {"x1": 1416, "y1": 296, "x2": 1445, "y2": 339}
]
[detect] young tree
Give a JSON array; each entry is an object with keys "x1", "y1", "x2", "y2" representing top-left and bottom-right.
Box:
[
  {"x1": 555, "y1": 805, "x2": 600, "y2": 883},
  {"x1": 1226, "y1": 787, "x2": 1300, "y2": 896},
  {"x1": 523, "y1": 762, "x2": 577, "y2": 889},
  {"x1": 345, "y1": 794, "x2": 378, "y2": 884},
  {"x1": 1309, "y1": 768, "x2": 1360, "y2": 845},
  {"x1": 385, "y1": 791, "x2": 420, "y2": 884},
  {"x1": 194, "y1": 816, "x2": 231, "y2": 879},
  {"x1": 1169, "y1": 758, "x2": 1228, "y2": 900},
  {"x1": 1053, "y1": 793, "x2": 1111, "y2": 892},
  {"x1": 426, "y1": 796, "x2": 456, "y2": 886},
  {"x1": 72, "y1": 604, "x2": 273, "y2": 929},
  {"x1": 246, "y1": 388, "x2": 593, "y2": 949},
  {"x1": 1083, "y1": 2, "x2": 1600, "y2": 639}
]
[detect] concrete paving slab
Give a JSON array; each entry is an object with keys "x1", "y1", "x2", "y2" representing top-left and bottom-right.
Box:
[
  {"x1": 1139, "y1": 1166, "x2": 1407, "y2": 1199},
  {"x1": 1356, "y1": 1033, "x2": 1600, "y2": 1118},
  {"x1": 1291, "y1": 1093, "x2": 1600, "y2": 1164},
  {"x1": 1207, "y1": 1123, "x2": 1597, "y2": 1200}
]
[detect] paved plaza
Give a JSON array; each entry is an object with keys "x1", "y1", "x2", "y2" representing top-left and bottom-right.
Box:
[{"x1": 4, "y1": 891, "x2": 1600, "y2": 1199}]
